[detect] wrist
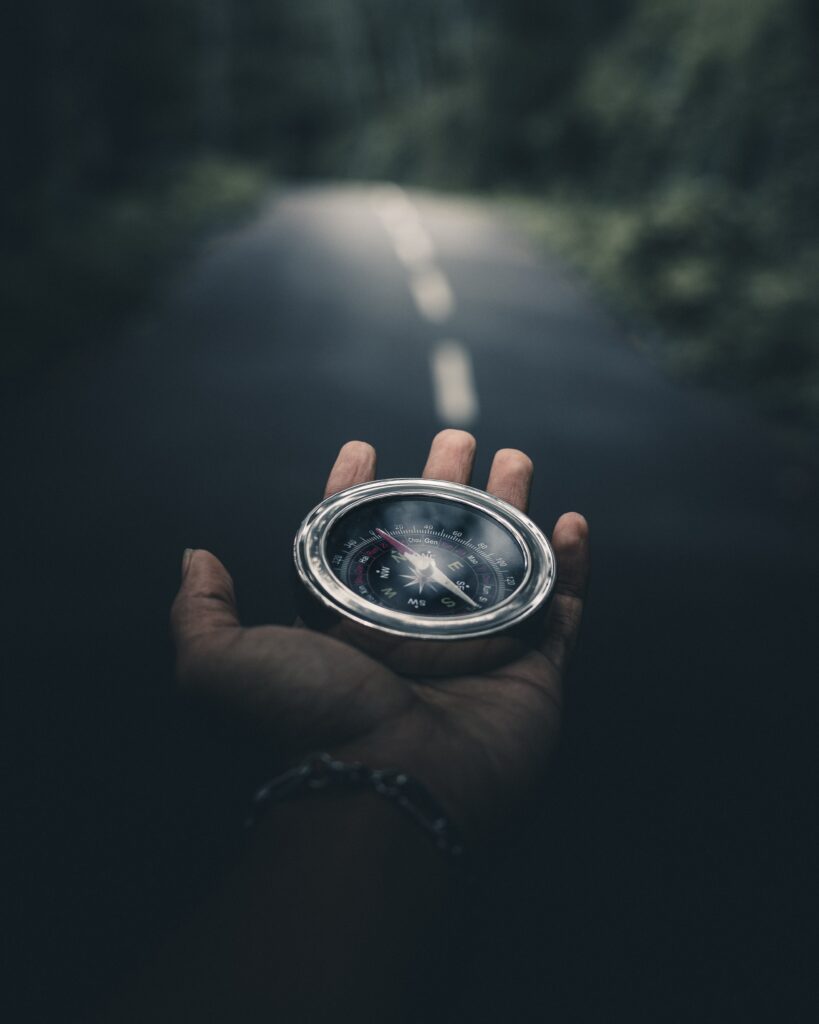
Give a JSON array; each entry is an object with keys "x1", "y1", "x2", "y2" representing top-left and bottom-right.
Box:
[
  {"x1": 249, "y1": 751, "x2": 469, "y2": 868},
  {"x1": 329, "y1": 725, "x2": 543, "y2": 862},
  {"x1": 326, "y1": 737, "x2": 487, "y2": 852},
  {"x1": 254, "y1": 785, "x2": 448, "y2": 866}
]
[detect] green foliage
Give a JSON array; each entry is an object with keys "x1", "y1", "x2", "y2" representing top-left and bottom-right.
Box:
[
  {"x1": 489, "y1": 0, "x2": 819, "y2": 431},
  {"x1": 505, "y1": 180, "x2": 819, "y2": 428},
  {"x1": 575, "y1": 0, "x2": 819, "y2": 199},
  {"x1": 5, "y1": 0, "x2": 817, "y2": 429},
  {"x1": 1, "y1": 158, "x2": 266, "y2": 377}
]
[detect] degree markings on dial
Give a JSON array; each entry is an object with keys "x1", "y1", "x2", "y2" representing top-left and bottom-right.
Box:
[
  {"x1": 333, "y1": 513, "x2": 524, "y2": 617},
  {"x1": 351, "y1": 530, "x2": 498, "y2": 610},
  {"x1": 340, "y1": 528, "x2": 504, "y2": 568}
]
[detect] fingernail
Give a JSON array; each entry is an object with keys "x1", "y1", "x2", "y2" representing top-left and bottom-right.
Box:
[{"x1": 181, "y1": 548, "x2": 194, "y2": 579}]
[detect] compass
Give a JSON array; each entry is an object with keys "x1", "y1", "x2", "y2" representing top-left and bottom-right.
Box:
[{"x1": 293, "y1": 478, "x2": 556, "y2": 641}]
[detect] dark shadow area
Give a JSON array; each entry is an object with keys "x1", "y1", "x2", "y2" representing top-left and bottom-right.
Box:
[{"x1": 3, "y1": 3, "x2": 818, "y2": 1022}]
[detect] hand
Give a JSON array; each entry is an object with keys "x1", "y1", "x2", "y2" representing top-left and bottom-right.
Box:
[{"x1": 171, "y1": 430, "x2": 589, "y2": 844}]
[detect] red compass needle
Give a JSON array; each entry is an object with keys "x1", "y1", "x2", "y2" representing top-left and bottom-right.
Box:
[
  {"x1": 375, "y1": 529, "x2": 480, "y2": 609},
  {"x1": 374, "y1": 528, "x2": 418, "y2": 558}
]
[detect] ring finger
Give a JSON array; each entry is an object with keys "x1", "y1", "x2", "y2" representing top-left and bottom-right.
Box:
[{"x1": 486, "y1": 448, "x2": 534, "y2": 512}]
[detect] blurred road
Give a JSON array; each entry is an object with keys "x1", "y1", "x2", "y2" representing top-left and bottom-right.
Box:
[{"x1": 5, "y1": 184, "x2": 818, "y2": 1021}]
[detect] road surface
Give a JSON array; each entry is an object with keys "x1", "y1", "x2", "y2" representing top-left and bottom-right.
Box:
[{"x1": 4, "y1": 184, "x2": 818, "y2": 1022}]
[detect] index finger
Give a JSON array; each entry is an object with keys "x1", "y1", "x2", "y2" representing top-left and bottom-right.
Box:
[{"x1": 324, "y1": 440, "x2": 377, "y2": 497}]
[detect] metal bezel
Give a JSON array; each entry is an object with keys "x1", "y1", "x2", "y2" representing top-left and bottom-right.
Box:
[{"x1": 293, "y1": 478, "x2": 556, "y2": 641}]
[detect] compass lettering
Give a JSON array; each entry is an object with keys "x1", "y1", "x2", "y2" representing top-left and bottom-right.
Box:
[{"x1": 322, "y1": 495, "x2": 530, "y2": 621}]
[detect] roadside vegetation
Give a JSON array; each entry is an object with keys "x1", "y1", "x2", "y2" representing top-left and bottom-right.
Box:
[
  {"x1": 494, "y1": 0, "x2": 819, "y2": 432},
  {"x1": 503, "y1": 185, "x2": 818, "y2": 432},
  {"x1": 2, "y1": 158, "x2": 266, "y2": 379},
  {"x1": 6, "y1": 0, "x2": 817, "y2": 433},
  {"x1": 351, "y1": 0, "x2": 819, "y2": 433}
]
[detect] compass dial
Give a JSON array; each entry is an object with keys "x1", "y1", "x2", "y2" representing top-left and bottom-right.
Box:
[
  {"x1": 294, "y1": 479, "x2": 556, "y2": 641},
  {"x1": 325, "y1": 497, "x2": 525, "y2": 618}
]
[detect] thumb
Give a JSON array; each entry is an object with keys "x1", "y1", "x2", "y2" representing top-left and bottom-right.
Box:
[{"x1": 171, "y1": 548, "x2": 241, "y2": 666}]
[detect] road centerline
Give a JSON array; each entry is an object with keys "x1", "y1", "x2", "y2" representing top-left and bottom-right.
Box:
[
  {"x1": 371, "y1": 183, "x2": 475, "y2": 425},
  {"x1": 408, "y1": 266, "x2": 455, "y2": 322},
  {"x1": 430, "y1": 339, "x2": 479, "y2": 427}
]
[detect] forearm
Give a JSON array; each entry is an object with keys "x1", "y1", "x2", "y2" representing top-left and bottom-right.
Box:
[{"x1": 110, "y1": 791, "x2": 460, "y2": 1023}]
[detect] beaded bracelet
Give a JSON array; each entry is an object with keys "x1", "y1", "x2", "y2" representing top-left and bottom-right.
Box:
[{"x1": 246, "y1": 752, "x2": 468, "y2": 866}]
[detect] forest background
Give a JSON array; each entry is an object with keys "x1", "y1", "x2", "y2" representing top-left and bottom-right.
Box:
[{"x1": 4, "y1": 0, "x2": 818, "y2": 433}]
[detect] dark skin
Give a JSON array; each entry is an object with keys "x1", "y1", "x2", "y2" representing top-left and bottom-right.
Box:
[
  {"x1": 110, "y1": 430, "x2": 589, "y2": 1022},
  {"x1": 173, "y1": 430, "x2": 589, "y2": 841}
]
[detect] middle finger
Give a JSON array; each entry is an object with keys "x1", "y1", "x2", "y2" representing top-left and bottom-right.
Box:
[{"x1": 421, "y1": 429, "x2": 476, "y2": 484}]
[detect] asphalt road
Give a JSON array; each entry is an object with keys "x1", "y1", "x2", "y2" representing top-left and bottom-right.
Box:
[{"x1": 5, "y1": 184, "x2": 818, "y2": 1021}]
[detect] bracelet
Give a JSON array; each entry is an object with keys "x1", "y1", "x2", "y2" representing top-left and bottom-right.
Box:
[{"x1": 246, "y1": 752, "x2": 468, "y2": 865}]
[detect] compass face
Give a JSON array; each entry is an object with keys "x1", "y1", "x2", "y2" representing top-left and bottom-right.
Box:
[
  {"x1": 294, "y1": 479, "x2": 556, "y2": 641},
  {"x1": 325, "y1": 496, "x2": 525, "y2": 618}
]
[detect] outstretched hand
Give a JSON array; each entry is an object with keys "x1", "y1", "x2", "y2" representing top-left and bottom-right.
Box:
[{"x1": 171, "y1": 430, "x2": 589, "y2": 842}]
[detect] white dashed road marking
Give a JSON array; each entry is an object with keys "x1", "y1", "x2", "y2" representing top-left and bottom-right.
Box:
[
  {"x1": 390, "y1": 218, "x2": 435, "y2": 267},
  {"x1": 430, "y1": 340, "x2": 479, "y2": 427},
  {"x1": 408, "y1": 266, "x2": 455, "y2": 323},
  {"x1": 371, "y1": 184, "x2": 477, "y2": 426}
]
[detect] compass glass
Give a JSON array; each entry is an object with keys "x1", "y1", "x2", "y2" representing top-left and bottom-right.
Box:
[{"x1": 324, "y1": 496, "x2": 527, "y2": 618}]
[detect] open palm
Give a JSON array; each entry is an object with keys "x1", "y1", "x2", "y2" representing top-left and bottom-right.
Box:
[{"x1": 171, "y1": 431, "x2": 589, "y2": 841}]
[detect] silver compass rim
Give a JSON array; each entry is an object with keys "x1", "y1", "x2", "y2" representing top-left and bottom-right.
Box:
[{"x1": 293, "y1": 477, "x2": 556, "y2": 641}]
